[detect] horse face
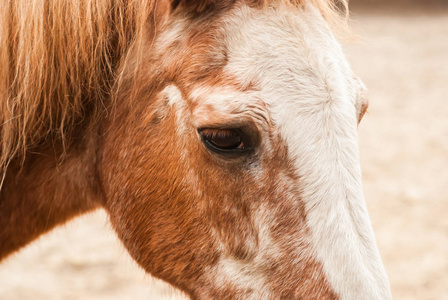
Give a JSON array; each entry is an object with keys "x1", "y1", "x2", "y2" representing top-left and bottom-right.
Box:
[{"x1": 100, "y1": 2, "x2": 390, "y2": 299}]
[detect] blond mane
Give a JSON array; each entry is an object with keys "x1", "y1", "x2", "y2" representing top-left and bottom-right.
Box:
[{"x1": 0, "y1": 0, "x2": 347, "y2": 175}]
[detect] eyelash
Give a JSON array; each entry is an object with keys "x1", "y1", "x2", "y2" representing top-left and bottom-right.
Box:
[
  {"x1": 198, "y1": 128, "x2": 251, "y2": 155},
  {"x1": 199, "y1": 129, "x2": 239, "y2": 140}
]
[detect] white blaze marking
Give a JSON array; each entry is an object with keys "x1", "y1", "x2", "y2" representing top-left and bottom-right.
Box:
[{"x1": 221, "y1": 4, "x2": 392, "y2": 299}]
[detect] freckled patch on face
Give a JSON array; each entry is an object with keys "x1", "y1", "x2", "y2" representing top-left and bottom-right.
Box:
[{"x1": 197, "y1": 135, "x2": 338, "y2": 299}]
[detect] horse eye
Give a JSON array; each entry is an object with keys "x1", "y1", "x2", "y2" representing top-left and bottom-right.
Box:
[{"x1": 199, "y1": 128, "x2": 248, "y2": 154}]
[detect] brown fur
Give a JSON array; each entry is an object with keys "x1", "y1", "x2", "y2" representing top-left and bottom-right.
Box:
[{"x1": 1, "y1": 0, "x2": 348, "y2": 298}]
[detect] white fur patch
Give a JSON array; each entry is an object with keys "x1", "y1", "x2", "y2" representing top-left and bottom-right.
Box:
[
  {"x1": 219, "y1": 4, "x2": 392, "y2": 299},
  {"x1": 211, "y1": 257, "x2": 271, "y2": 299},
  {"x1": 161, "y1": 84, "x2": 189, "y2": 135},
  {"x1": 163, "y1": 84, "x2": 183, "y2": 107}
]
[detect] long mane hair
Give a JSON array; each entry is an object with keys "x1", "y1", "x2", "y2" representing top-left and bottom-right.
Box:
[{"x1": 0, "y1": 0, "x2": 347, "y2": 177}]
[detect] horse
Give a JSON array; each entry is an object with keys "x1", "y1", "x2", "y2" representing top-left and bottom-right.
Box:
[{"x1": 0, "y1": 0, "x2": 392, "y2": 298}]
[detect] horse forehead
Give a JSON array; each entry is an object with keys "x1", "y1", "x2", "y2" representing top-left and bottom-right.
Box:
[
  {"x1": 164, "y1": 4, "x2": 356, "y2": 125},
  {"x1": 221, "y1": 4, "x2": 355, "y2": 109}
]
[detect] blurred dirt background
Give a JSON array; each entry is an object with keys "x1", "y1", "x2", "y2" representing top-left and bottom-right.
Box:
[{"x1": 1, "y1": 1, "x2": 447, "y2": 299}]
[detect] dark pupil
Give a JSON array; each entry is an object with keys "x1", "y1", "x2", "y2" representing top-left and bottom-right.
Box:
[{"x1": 209, "y1": 135, "x2": 241, "y2": 149}]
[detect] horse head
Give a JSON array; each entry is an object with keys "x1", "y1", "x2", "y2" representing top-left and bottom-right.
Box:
[{"x1": 98, "y1": 0, "x2": 391, "y2": 298}]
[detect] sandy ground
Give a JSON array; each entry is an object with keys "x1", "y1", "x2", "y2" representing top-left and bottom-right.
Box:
[
  {"x1": 1, "y1": 10, "x2": 448, "y2": 300},
  {"x1": 347, "y1": 10, "x2": 448, "y2": 300}
]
